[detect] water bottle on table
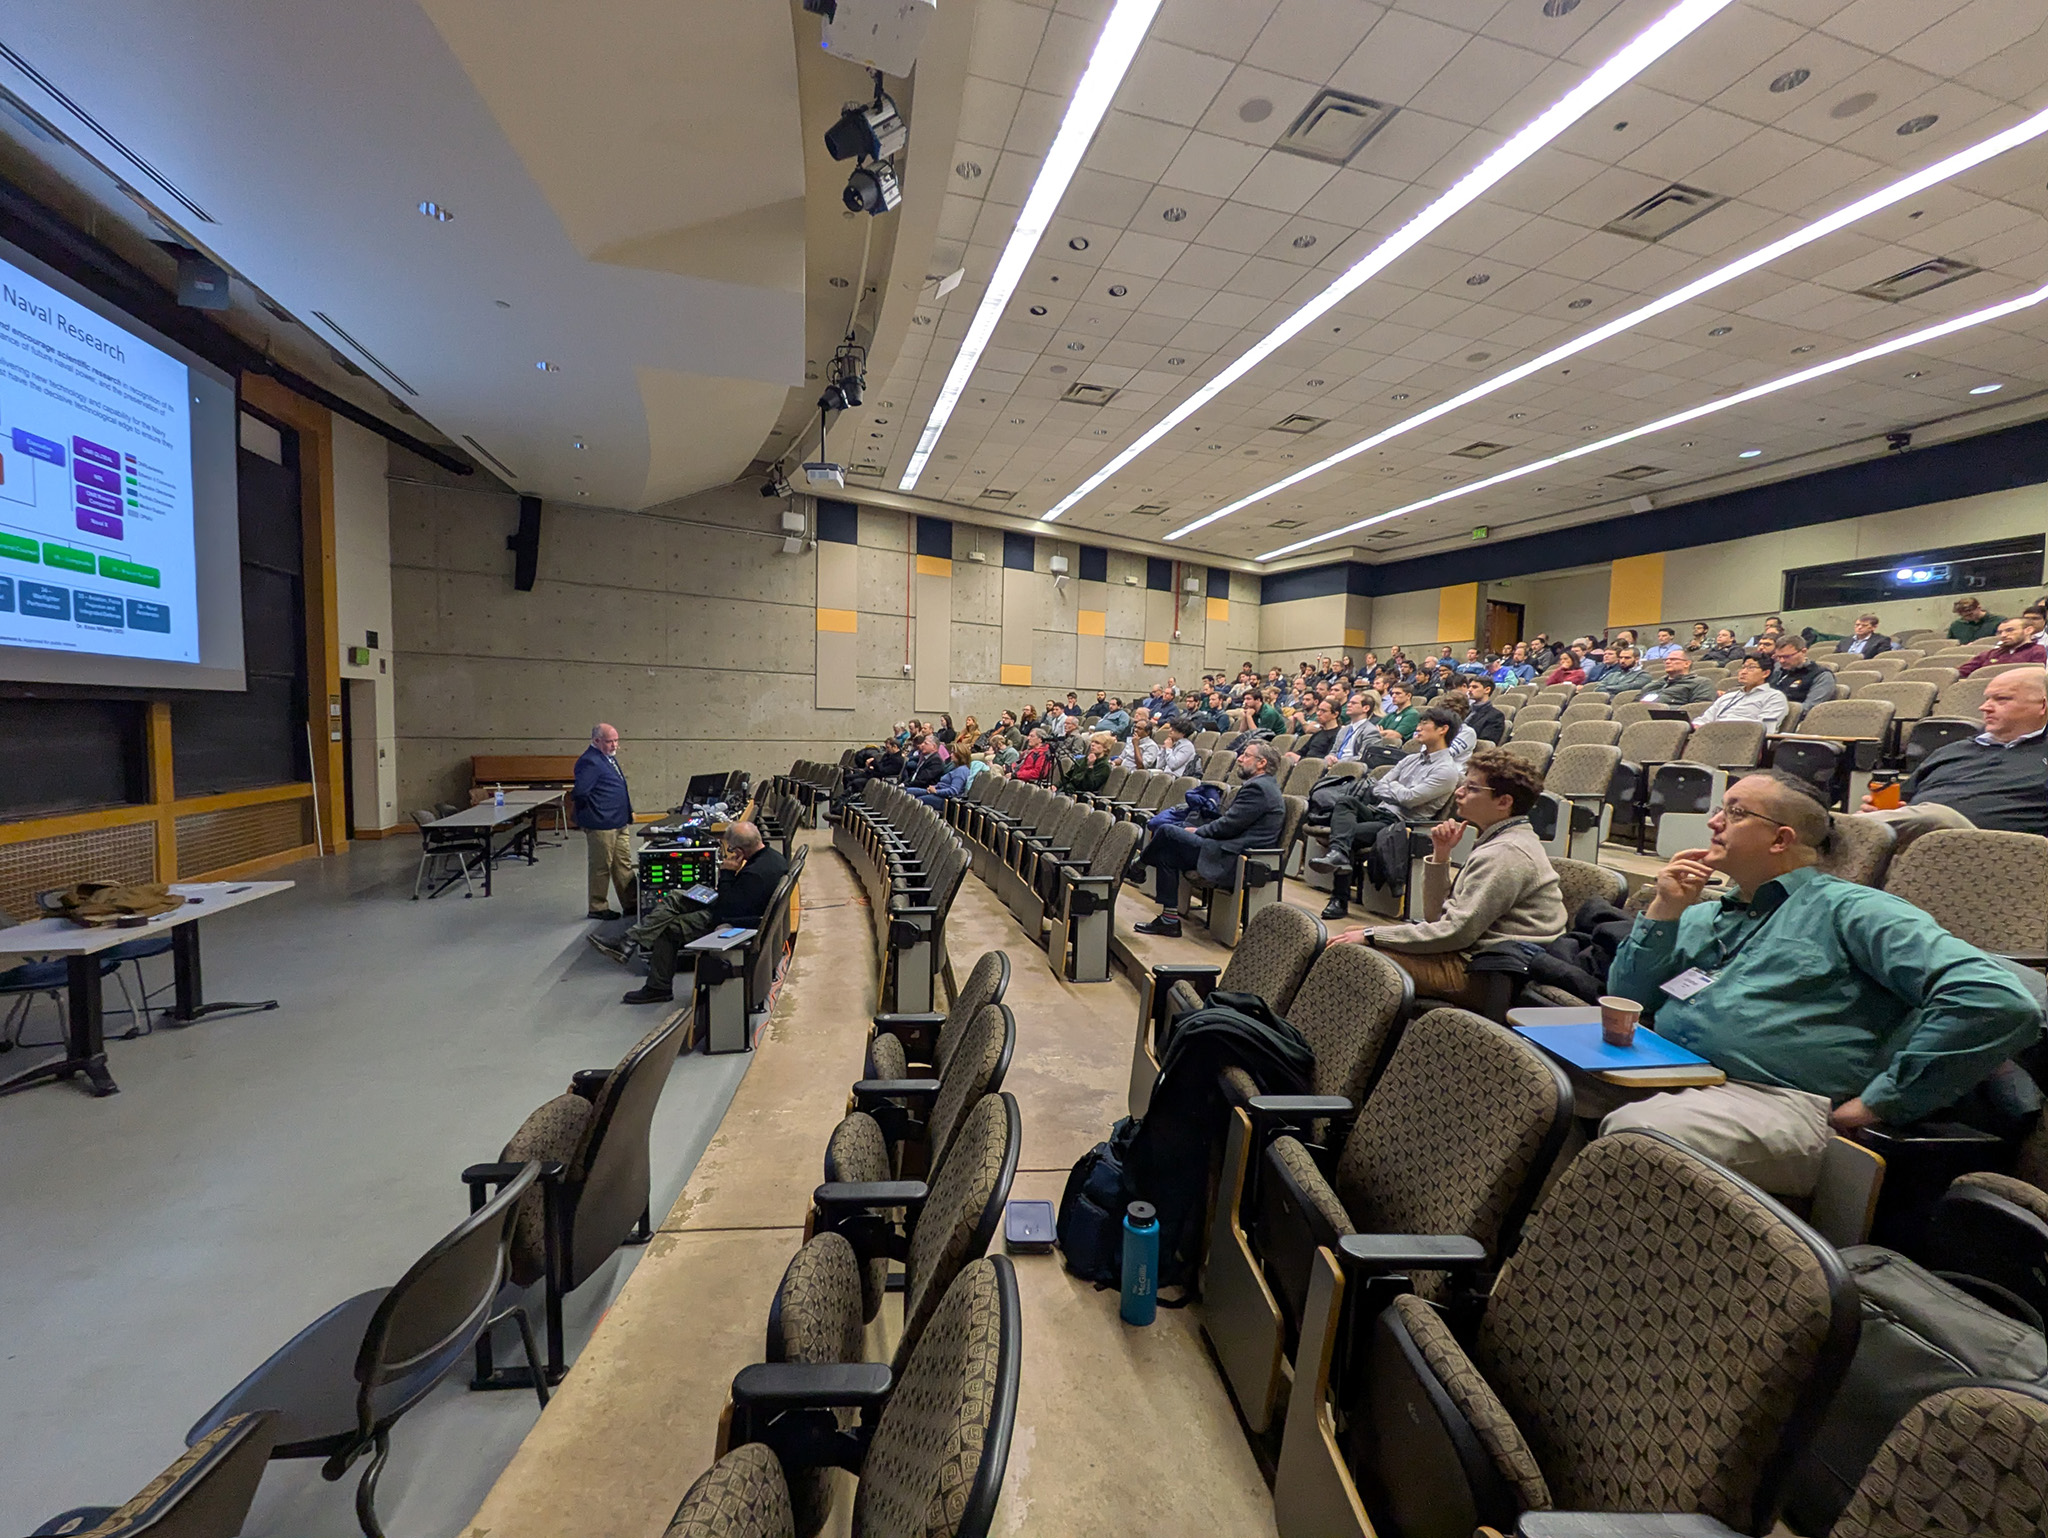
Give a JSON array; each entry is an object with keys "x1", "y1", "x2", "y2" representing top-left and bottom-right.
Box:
[
  {"x1": 494, "y1": 784, "x2": 505, "y2": 808},
  {"x1": 1121, "y1": 1200, "x2": 1158, "y2": 1326}
]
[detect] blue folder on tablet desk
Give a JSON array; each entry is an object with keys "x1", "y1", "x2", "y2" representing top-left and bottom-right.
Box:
[{"x1": 1511, "y1": 1022, "x2": 1711, "y2": 1074}]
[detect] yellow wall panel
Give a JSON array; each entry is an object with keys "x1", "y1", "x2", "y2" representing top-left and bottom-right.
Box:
[
  {"x1": 915, "y1": 554, "x2": 952, "y2": 578},
  {"x1": 1000, "y1": 663, "x2": 1032, "y2": 686},
  {"x1": 1142, "y1": 640, "x2": 1170, "y2": 667},
  {"x1": 815, "y1": 607, "x2": 857, "y2": 633},
  {"x1": 1205, "y1": 596, "x2": 1229, "y2": 622},
  {"x1": 1607, "y1": 553, "x2": 1666, "y2": 627},
  {"x1": 1436, "y1": 582, "x2": 1479, "y2": 643},
  {"x1": 1343, "y1": 627, "x2": 1366, "y2": 649},
  {"x1": 1077, "y1": 608, "x2": 1107, "y2": 636}
]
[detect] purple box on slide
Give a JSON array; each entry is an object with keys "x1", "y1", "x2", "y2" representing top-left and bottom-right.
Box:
[
  {"x1": 74, "y1": 460, "x2": 120, "y2": 494},
  {"x1": 75, "y1": 508, "x2": 123, "y2": 539},
  {"x1": 76, "y1": 483, "x2": 123, "y2": 515},
  {"x1": 72, "y1": 436, "x2": 120, "y2": 471},
  {"x1": 12, "y1": 428, "x2": 64, "y2": 465}
]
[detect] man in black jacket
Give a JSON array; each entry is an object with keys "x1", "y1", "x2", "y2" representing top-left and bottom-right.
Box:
[
  {"x1": 621, "y1": 823, "x2": 790, "y2": 1004},
  {"x1": 903, "y1": 733, "x2": 948, "y2": 790},
  {"x1": 1133, "y1": 743, "x2": 1286, "y2": 936},
  {"x1": 1839, "y1": 613, "x2": 1893, "y2": 659},
  {"x1": 1768, "y1": 636, "x2": 1837, "y2": 706},
  {"x1": 1463, "y1": 675, "x2": 1507, "y2": 745}
]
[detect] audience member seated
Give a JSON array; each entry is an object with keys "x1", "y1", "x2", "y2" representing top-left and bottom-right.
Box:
[
  {"x1": 1309, "y1": 706, "x2": 1464, "y2": 917},
  {"x1": 1377, "y1": 683, "x2": 1420, "y2": 742},
  {"x1": 1255, "y1": 688, "x2": 1285, "y2": 733},
  {"x1": 1638, "y1": 652, "x2": 1718, "y2": 706},
  {"x1": 1294, "y1": 700, "x2": 1341, "y2": 759},
  {"x1": 912, "y1": 744, "x2": 982, "y2": 808},
  {"x1": 1698, "y1": 627, "x2": 1745, "y2": 662},
  {"x1": 1326, "y1": 748, "x2": 1567, "y2": 1007},
  {"x1": 1081, "y1": 690, "x2": 1109, "y2": 721},
  {"x1": 1859, "y1": 669, "x2": 2048, "y2": 843},
  {"x1": 1597, "y1": 770, "x2": 2043, "y2": 1194},
  {"x1": 1455, "y1": 646, "x2": 1490, "y2": 676},
  {"x1": 1543, "y1": 647, "x2": 1587, "y2": 685},
  {"x1": 1463, "y1": 674, "x2": 1507, "y2": 743},
  {"x1": 1699, "y1": 653, "x2": 1790, "y2": 725},
  {"x1": 1769, "y1": 635, "x2": 1838, "y2": 705},
  {"x1": 1130, "y1": 742, "x2": 1285, "y2": 937},
  {"x1": 1529, "y1": 632, "x2": 1559, "y2": 669},
  {"x1": 1748, "y1": 615, "x2": 1788, "y2": 649},
  {"x1": 1095, "y1": 697, "x2": 1131, "y2": 736},
  {"x1": 1950, "y1": 595, "x2": 2004, "y2": 644},
  {"x1": 1957, "y1": 616, "x2": 2046, "y2": 676},
  {"x1": 1683, "y1": 621, "x2": 1711, "y2": 655},
  {"x1": 1114, "y1": 710, "x2": 1161, "y2": 770},
  {"x1": 1012, "y1": 729, "x2": 1054, "y2": 783},
  {"x1": 1642, "y1": 627, "x2": 1682, "y2": 660},
  {"x1": 1156, "y1": 718, "x2": 1199, "y2": 777},
  {"x1": 1593, "y1": 645, "x2": 1650, "y2": 695},
  {"x1": 619, "y1": 822, "x2": 791, "y2": 1006},
  {"x1": 903, "y1": 733, "x2": 948, "y2": 790},
  {"x1": 1057, "y1": 733, "x2": 1115, "y2": 797},
  {"x1": 1840, "y1": 612, "x2": 1893, "y2": 658}
]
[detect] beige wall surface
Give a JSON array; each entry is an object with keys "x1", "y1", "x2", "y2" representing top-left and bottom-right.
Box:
[{"x1": 388, "y1": 460, "x2": 1260, "y2": 809}]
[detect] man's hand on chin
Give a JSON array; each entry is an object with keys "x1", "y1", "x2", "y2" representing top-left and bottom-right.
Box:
[{"x1": 1828, "y1": 1097, "x2": 1880, "y2": 1134}]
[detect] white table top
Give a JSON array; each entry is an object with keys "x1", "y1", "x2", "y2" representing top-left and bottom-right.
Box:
[
  {"x1": 430, "y1": 801, "x2": 543, "y2": 828},
  {"x1": 500, "y1": 788, "x2": 566, "y2": 806},
  {"x1": 0, "y1": 881, "x2": 295, "y2": 958}
]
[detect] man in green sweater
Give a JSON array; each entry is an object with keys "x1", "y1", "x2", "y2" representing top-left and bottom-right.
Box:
[
  {"x1": 1948, "y1": 596, "x2": 2005, "y2": 643},
  {"x1": 1377, "y1": 684, "x2": 1420, "y2": 744},
  {"x1": 1601, "y1": 768, "x2": 2042, "y2": 1195}
]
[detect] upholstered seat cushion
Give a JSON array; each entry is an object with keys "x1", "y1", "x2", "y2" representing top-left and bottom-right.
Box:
[
  {"x1": 500, "y1": 1093, "x2": 594, "y2": 1286},
  {"x1": 666, "y1": 1443, "x2": 795, "y2": 1538},
  {"x1": 868, "y1": 1031, "x2": 909, "y2": 1082},
  {"x1": 897, "y1": 1095, "x2": 1011, "y2": 1372},
  {"x1": 769, "y1": 1235, "x2": 865, "y2": 1538},
  {"x1": 1951, "y1": 1169, "x2": 2048, "y2": 1223},
  {"x1": 824, "y1": 1111, "x2": 894, "y2": 1323},
  {"x1": 1392, "y1": 1293, "x2": 1551, "y2": 1512},
  {"x1": 1833, "y1": 1384, "x2": 2048, "y2": 1538}
]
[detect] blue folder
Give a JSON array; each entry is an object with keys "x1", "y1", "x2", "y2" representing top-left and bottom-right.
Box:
[{"x1": 1512, "y1": 1022, "x2": 1711, "y2": 1073}]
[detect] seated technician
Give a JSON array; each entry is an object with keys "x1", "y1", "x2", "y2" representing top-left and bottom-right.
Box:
[
  {"x1": 1600, "y1": 770, "x2": 2042, "y2": 1195},
  {"x1": 620, "y1": 822, "x2": 790, "y2": 1006},
  {"x1": 1330, "y1": 748, "x2": 1566, "y2": 1009}
]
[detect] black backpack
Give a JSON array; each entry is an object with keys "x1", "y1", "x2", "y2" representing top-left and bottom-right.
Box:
[{"x1": 1056, "y1": 1117, "x2": 1140, "y2": 1289}]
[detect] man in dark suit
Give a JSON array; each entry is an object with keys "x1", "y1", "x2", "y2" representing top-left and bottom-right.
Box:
[
  {"x1": 1840, "y1": 614, "x2": 1893, "y2": 659},
  {"x1": 1132, "y1": 742, "x2": 1286, "y2": 936},
  {"x1": 574, "y1": 723, "x2": 636, "y2": 920},
  {"x1": 1462, "y1": 675, "x2": 1507, "y2": 745},
  {"x1": 622, "y1": 822, "x2": 790, "y2": 1005},
  {"x1": 904, "y1": 733, "x2": 948, "y2": 790}
]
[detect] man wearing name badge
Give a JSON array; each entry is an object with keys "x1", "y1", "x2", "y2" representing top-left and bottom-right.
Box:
[
  {"x1": 574, "y1": 723, "x2": 636, "y2": 921},
  {"x1": 1597, "y1": 769, "x2": 2042, "y2": 1196},
  {"x1": 621, "y1": 822, "x2": 789, "y2": 1006}
]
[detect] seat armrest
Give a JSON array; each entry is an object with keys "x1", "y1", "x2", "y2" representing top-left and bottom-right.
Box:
[
  {"x1": 1518, "y1": 1516, "x2": 1741, "y2": 1538},
  {"x1": 853, "y1": 1077, "x2": 942, "y2": 1108},
  {"x1": 1337, "y1": 1233, "x2": 1488, "y2": 1273},
  {"x1": 462, "y1": 1159, "x2": 563, "y2": 1187},
  {"x1": 813, "y1": 1179, "x2": 928, "y2": 1217},
  {"x1": 872, "y1": 1011, "x2": 945, "y2": 1033},
  {"x1": 730, "y1": 1361, "x2": 896, "y2": 1414},
  {"x1": 568, "y1": 1068, "x2": 610, "y2": 1101},
  {"x1": 1246, "y1": 1093, "x2": 1357, "y2": 1146},
  {"x1": 1150, "y1": 963, "x2": 1222, "y2": 987}
]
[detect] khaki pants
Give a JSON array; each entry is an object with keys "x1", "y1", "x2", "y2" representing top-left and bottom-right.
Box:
[
  {"x1": 585, "y1": 826, "x2": 636, "y2": 914},
  {"x1": 1864, "y1": 801, "x2": 1975, "y2": 854},
  {"x1": 1598, "y1": 1081, "x2": 1834, "y2": 1196},
  {"x1": 1378, "y1": 948, "x2": 1488, "y2": 1010}
]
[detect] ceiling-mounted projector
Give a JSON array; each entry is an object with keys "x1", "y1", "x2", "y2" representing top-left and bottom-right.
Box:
[
  {"x1": 802, "y1": 462, "x2": 845, "y2": 490},
  {"x1": 804, "y1": 0, "x2": 936, "y2": 78}
]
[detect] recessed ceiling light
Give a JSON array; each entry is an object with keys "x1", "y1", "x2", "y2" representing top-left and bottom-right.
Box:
[
  {"x1": 1970, "y1": 382, "x2": 2004, "y2": 394},
  {"x1": 1568, "y1": 298, "x2": 1593, "y2": 309},
  {"x1": 418, "y1": 201, "x2": 452, "y2": 221},
  {"x1": 1035, "y1": 0, "x2": 1742, "y2": 519},
  {"x1": 897, "y1": 0, "x2": 1161, "y2": 491},
  {"x1": 1770, "y1": 68, "x2": 1810, "y2": 94},
  {"x1": 1108, "y1": 284, "x2": 1127, "y2": 297},
  {"x1": 572, "y1": 439, "x2": 585, "y2": 449},
  {"x1": 1164, "y1": 101, "x2": 2048, "y2": 544},
  {"x1": 1391, "y1": 393, "x2": 1409, "y2": 401},
  {"x1": 1709, "y1": 325, "x2": 1733, "y2": 336},
  {"x1": 1029, "y1": 305, "x2": 1047, "y2": 316},
  {"x1": 1258, "y1": 277, "x2": 2048, "y2": 560},
  {"x1": 1739, "y1": 448, "x2": 1763, "y2": 458},
  {"x1": 1791, "y1": 344, "x2": 1815, "y2": 354},
  {"x1": 1467, "y1": 352, "x2": 1492, "y2": 363},
  {"x1": 1167, "y1": 357, "x2": 1185, "y2": 365},
  {"x1": 1904, "y1": 370, "x2": 1924, "y2": 379},
  {"x1": 1068, "y1": 237, "x2": 1090, "y2": 251},
  {"x1": 829, "y1": 276, "x2": 849, "y2": 288},
  {"x1": 1466, "y1": 273, "x2": 1491, "y2": 286},
  {"x1": 1507, "y1": 412, "x2": 1526, "y2": 420},
  {"x1": 955, "y1": 161, "x2": 983, "y2": 180},
  {"x1": 1898, "y1": 114, "x2": 1938, "y2": 135},
  {"x1": 1306, "y1": 379, "x2": 1325, "y2": 387},
  {"x1": 1066, "y1": 341, "x2": 1086, "y2": 351},
  {"x1": 1162, "y1": 207, "x2": 1187, "y2": 223},
  {"x1": 1292, "y1": 234, "x2": 1317, "y2": 249},
  {"x1": 536, "y1": 361, "x2": 558, "y2": 371},
  {"x1": 1543, "y1": 0, "x2": 1581, "y2": 15}
]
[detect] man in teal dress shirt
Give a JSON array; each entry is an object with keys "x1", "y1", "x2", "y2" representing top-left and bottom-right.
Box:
[{"x1": 1600, "y1": 769, "x2": 2041, "y2": 1195}]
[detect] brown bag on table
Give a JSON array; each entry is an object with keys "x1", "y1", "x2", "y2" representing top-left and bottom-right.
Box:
[{"x1": 52, "y1": 882, "x2": 187, "y2": 927}]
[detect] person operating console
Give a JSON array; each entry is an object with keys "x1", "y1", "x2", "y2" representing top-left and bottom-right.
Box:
[{"x1": 618, "y1": 822, "x2": 789, "y2": 1006}]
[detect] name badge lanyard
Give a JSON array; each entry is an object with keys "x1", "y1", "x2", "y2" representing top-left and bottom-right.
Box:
[{"x1": 1662, "y1": 892, "x2": 1786, "y2": 1001}]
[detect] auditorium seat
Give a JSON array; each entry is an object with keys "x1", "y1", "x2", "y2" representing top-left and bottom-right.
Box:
[
  {"x1": 1816, "y1": 813, "x2": 1895, "y2": 888},
  {"x1": 27, "y1": 1410, "x2": 278, "y2": 1538},
  {"x1": 865, "y1": 948, "x2": 1008, "y2": 1079},
  {"x1": 1555, "y1": 720, "x2": 1621, "y2": 749},
  {"x1": 1644, "y1": 720, "x2": 1767, "y2": 856},
  {"x1": 1927, "y1": 1113, "x2": 2048, "y2": 1320},
  {"x1": 1883, "y1": 829, "x2": 2048, "y2": 961}
]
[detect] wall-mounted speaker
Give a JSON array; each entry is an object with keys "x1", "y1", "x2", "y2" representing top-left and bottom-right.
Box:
[{"x1": 506, "y1": 495, "x2": 542, "y2": 591}]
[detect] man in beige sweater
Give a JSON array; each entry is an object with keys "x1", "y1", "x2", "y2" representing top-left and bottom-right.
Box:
[{"x1": 1331, "y1": 748, "x2": 1567, "y2": 1008}]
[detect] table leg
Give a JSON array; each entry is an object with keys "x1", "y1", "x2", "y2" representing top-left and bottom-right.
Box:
[
  {"x1": 166, "y1": 921, "x2": 279, "y2": 1026},
  {"x1": 0, "y1": 954, "x2": 117, "y2": 1098},
  {"x1": 524, "y1": 809, "x2": 539, "y2": 865}
]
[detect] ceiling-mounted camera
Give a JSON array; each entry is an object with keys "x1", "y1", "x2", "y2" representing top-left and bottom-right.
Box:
[
  {"x1": 844, "y1": 156, "x2": 901, "y2": 216},
  {"x1": 760, "y1": 470, "x2": 794, "y2": 499},
  {"x1": 826, "y1": 92, "x2": 907, "y2": 163}
]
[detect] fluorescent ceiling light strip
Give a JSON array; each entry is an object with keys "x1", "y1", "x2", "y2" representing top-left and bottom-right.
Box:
[
  {"x1": 899, "y1": 0, "x2": 1163, "y2": 491},
  {"x1": 1259, "y1": 280, "x2": 2048, "y2": 562},
  {"x1": 1169, "y1": 103, "x2": 2048, "y2": 542},
  {"x1": 1036, "y1": 0, "x2": 1740, "y2": 521}
]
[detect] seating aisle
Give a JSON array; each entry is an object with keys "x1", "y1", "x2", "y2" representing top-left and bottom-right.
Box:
[{"x1": 466, "y1": 828, "x2": 1278, "y2": 1537}]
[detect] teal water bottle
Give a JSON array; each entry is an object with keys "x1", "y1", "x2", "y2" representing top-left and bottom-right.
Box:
[{"x1": 1121, "y1": 1201, "x2": 1158, "y2": 1326}]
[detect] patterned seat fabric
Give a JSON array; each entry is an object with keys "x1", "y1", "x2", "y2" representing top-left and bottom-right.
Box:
[
  {"x1": 1212, "y1": 902, "x2": 1325, "y2": 1015},
  {"x1": 869, "y1": 1032, "x2": 910, "y2": 1082},
  {"x1": 1552, "y1": 858, "x2": 1625, "y2": 923},
  {"x1": 1476, "y1": 1132, "x2": 1840, "y2": 1525},
  {"x1": 1287, "y1": 943, "x2": 1410, "y2": 1101},
  {"x1": 499, "y1": 1093, "x2": 595, "y2": 1286},
  {"x1": 666, "y1": 1442, "x2": 795, "y2": 1538},
  {"x1": 76, "y1": 1414, "x2": 260, "y2": 1537},
  {"x1": 1833, "y1": 1384, "x2": 2048, "y2": 1538},
  {"x1": 1394, "y1": 1293, "x2": 1551, "y2": 1511},
  {"x1": 923, "y1": 1006, "x2": 1008, "y2": 1176},
  {"x1": 1885, "y1": 829, "x2": 2048, "y2": 956},
  {"x1": 823, "y1": 1112, "x2": 892, "y2": 1320},
  {"x1": 767, "y1": 1234, "x2": 866, "y2": 1538},
  {"x1": 896, "y1": 1095, "x2": 1013, "y2": 1373},
  {"x1": 1819, "y1": 814, "x2": 1896, "y2": 888},
  {"x1": 1952, "y1": 1109, "x2": 2048, "y2": 1225},
  {"x1": 854, "y1": 1258, "x2": 1007, "y2": 1538}
]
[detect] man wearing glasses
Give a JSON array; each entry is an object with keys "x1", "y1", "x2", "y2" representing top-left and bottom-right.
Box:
[{"x1": 1597, "y1": 769, "x2": 2041, "y2": 1196}]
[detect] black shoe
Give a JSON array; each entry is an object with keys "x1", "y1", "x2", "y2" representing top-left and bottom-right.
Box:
[
  {"x1": 588, "y1": 907, "x2": 622, "y2": 921},
  {"x1": 1133, "y1": 914, "x2": 1182, "y2": 936},
  {"x1": 1320, "y1": 897, "x2": 1349, "y2": 921},
  {"x1": 1306, "y1": 852, "x2": 1350, "y2": 876},
  {"x1": 621, "y1": 986, "x2": 673, "y2": 1005},
  {"x1": 587, "y1": 933, "x2": 629, "y2": 964}
]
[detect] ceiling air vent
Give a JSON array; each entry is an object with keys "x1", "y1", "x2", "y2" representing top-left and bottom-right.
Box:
[
  {"x1": 1272, "y1": 414, "x2": 1328, "y2": 434},
  {"x1": 1275, "y1": 90, "x2": 1399, "y2": 166},
  {"x1": 848, "y1": 463, "x2": 884, "y2": 478},
  {"x1": 1602, "y1": 183, "x2": 1728, "y2": 243},
  {"x1": 1060, "y1": 381, "x2": 1121, "y2": 406},
  {"x1": 462, "y1": 435, "x2": 517, "y2": 479},
  {"x1": 1127, "y1": 503, "x2": 1171, "y2": 516},
  {"x1": 1857, "y1": 257, "x2": 1980, "y2": 303},
  {"x1": 1268, "y1": 518, "x2": 1305, "y2": 529},
  {"x1": 314, "y1": 311, "x2": 420, "y2": 396},
  {"x1": 1608, "y1": 464, "x2": 1667, "y2": 480},
  {"x1": 978, "y1": 488, "x2": 1015, "y2": 501},
  {"x1": 1450, "y1": 441, "x2": 1511, "y2": 459}
]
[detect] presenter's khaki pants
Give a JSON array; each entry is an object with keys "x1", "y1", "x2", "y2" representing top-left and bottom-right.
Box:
[
  {"x1": 1599, "y1": 1080, "x2": 1833, "y2": 1195},
  {"x1": 585, "y1": 827, "x2": 636, "y2": 914}
]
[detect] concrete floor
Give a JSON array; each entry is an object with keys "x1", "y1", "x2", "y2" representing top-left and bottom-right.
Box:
[{"x1": 0, "y1": 834, "x2": 749, "y2": 1538}]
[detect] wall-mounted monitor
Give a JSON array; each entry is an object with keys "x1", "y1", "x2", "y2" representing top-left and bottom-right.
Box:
[{"x1": 0, "y1": 231, "x2": 244, "y2": 690}]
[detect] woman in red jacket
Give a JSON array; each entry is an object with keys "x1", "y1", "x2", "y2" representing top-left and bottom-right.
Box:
[
  {"x1": 1013, "y1": 728, "x2": 1054, "y2": 782},
  {"x1": 1543, "y1": 646, "x2": 1587, "y2": 686}
]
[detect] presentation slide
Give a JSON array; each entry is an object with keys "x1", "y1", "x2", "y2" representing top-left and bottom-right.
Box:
[{"x1": 0, "y1": 259, "x2": 199, "y2": 662}]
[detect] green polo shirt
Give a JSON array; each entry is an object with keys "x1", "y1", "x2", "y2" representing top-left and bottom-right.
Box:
[
  {"x1": 1948, "y1": 612, "x2": 2004, "y2": 642},
  {"x1": 1609, "y1": 866, "x2": 2041, "y2": 1123},
  {"x1": 1380, "y1": 705, "x2": 1419, "y2": 740}
]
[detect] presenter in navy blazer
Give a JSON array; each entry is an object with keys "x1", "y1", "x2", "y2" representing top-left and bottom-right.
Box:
[{"x1": 574, "y1": 723, "x2": 636, "y2": 919}]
